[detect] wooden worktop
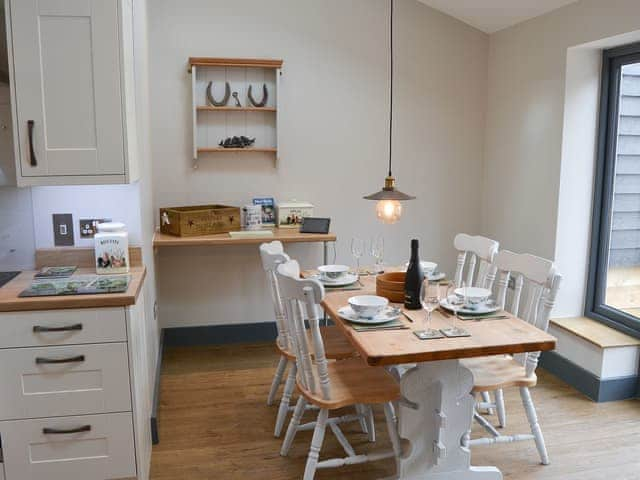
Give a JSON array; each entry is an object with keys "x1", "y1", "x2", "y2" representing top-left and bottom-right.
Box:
[
  {"x1": 153, "y1": 229, "x2": 336, "y2": 247},
  {"x1": 0, "y1": 247, "x2": 146, "y2": 312},
  {"x1": 0, "y1": 267, "x2": 146, "y2": 312}
]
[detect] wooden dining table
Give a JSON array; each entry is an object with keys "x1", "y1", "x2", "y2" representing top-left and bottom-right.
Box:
[{"x1": 320, "y1": 275, "x2": 556, "y2": 480}]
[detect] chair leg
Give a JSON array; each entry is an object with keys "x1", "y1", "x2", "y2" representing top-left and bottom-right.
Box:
[
  {"x1": 383, "y1": 402, "x2": 402, "y2": 469},
  {"x1": 365, "y1": 405, "x2": 376, "y2": 442},
  {"x1": 355, "y1": 404, "x2": 369, "y2": 434},
  {"x1": 495, "y1": 388, "x2": 506, "y2": 428},
  {"x1": 303, "y1": 409, "x2": 329, "y2": 480},
  {"x1": 275, "y1": 363, "x2": 297, "y2": 437},
  {"x1": 281, "y1": 396, "x2": 307, "y2": 456},
  {"x1": 267, "y1": 356, "x2": 288, "y2": 406},
  {"x1": 520, "y1": 386, "x2": 549, "y2": 465},
  {"x1": 481, "y1": 391, "x2": 494, "y2": 415}
]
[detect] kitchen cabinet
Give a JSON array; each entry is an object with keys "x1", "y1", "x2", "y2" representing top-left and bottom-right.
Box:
[
  {"x1": 6, "y1": 0, "x2": 139, "y2": 186},
  {"x1": 0, "y1": 297, "x2": 152, "y2": 480}
]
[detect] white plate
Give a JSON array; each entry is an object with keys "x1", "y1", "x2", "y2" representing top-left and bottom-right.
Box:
[
  {"x1": 311, "y1": 272, "x2": 358, "y2": 287},
  {"x1": 338, "y1": 306, "x2": 401, "y2": 325},
  {"x1": 426, "y1": 272, "x2": 446, "y2": 281},
  {"x1": 439, "y1": 297, "x2": 500, "y2": 316},
  {"x1": 402, "y1": 261, "x2": 438, "y2": 272},
  {"x1": 454, "y1": 286, "x2": 491, "y2": 302}
]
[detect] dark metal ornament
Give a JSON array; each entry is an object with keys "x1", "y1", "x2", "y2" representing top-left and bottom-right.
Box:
[
  {"x1": 206, "y1": 81, "x2": 231, "y2": 106},
  {"x1": 218, "y1": 136, "x2": 256, "y2": 148},
  {"x1": 232, "y1": 91, "x2": 242, "y2": 107},
  {"x1": 247, "y1": 84, "x2": 268, "y2": 107}
]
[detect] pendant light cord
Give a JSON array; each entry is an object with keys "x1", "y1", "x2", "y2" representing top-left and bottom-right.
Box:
[{"x1": 388, "y1": 0, "x2": 393, "y2": 177}]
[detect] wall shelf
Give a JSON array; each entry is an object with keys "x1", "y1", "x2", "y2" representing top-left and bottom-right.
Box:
[
  {"x1": 197, "y1": 147, "x2": 277, "y2": 154},
  {"x1": 196, "y1": 106, "x2": 277, "y2": 112},
  {"x1": 189, "y1": 57, "x2": 282, "y2": 165}
]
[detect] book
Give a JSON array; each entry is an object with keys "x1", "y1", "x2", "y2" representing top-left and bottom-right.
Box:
[
  {"x1": 34, "y1": 266, "x2": 77, "y2": 279},
  {"x1": 252, "y1": 197, "x2": 275, "y2": 226}
]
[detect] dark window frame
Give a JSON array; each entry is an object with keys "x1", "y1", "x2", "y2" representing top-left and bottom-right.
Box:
[{"x1": 586, "y1": 42, "x2": 640, "y2": 338}]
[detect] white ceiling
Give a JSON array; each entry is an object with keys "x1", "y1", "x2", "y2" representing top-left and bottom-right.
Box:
[{"x1": 418, "y1": 0, "x2": 579, "y2": 33}]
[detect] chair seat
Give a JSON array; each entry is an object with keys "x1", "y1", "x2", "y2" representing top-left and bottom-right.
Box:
[
  {"x1": 278, "y1": 326, "x2": 356, "y2": 361},
  {"x1": 462, "y1": 355, "x2": 537, "y2": 391},
  {"x1": 296, "y1": 357, "x2": 400, "y2": 410}
]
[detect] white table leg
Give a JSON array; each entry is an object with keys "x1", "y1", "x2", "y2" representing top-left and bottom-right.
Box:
[{"x1": 397, "y1": 359, "x2": 502, "y2": 480}]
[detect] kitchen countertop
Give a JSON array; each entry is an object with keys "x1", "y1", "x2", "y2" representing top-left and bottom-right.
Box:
[{"x1": 0, "y1": 267, "x2": 146, "y2": 312}]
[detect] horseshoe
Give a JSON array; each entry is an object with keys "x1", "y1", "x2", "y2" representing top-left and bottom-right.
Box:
[
  {"x1": 248, "y1": 84, "x2": 268, "y2": 107},
  {"x1": 206, "y1": 81, "x2": 231, "y2": 107}
]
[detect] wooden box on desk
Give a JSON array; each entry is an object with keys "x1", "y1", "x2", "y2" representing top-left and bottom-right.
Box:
[{"x1": 159, "y1": 205, "x2": 241, "y2": 237}]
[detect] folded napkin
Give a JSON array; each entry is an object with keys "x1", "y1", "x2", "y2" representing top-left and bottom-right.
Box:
[{"x1": 351, "y1": 319, "x2": 408, "y2": 332}]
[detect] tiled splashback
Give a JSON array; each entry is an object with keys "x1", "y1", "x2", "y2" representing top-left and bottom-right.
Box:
[
  {"x1": 0, "y1": 184, "x2": 142, "y2": 271},
  {"x1": 31, "y1": 185, "x2": 142, "y2": 248},
  {"x1": 0, "y1": 187, "x2": 35, "y2": 270}
]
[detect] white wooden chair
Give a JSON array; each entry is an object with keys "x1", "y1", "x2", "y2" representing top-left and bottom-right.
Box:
[
  {"x1": 453, "y1": 233, "x2": 501, "y2": 416},
  {"x1": 462, "y1": 250, "x2": 562, "y2": 465},
  {"x1": 259, "y1": 241, "x2": 356, "y2": 437},
  {"x1": 276, "y1": 259, "x2": 402, "y2": 480},
  {"x1": 453, "y1": 233, "x2": 500, "y2": 290}
]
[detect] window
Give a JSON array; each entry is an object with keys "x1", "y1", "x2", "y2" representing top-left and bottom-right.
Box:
[{"x1": 587, "y1": 42, "x2": 640, "y2": 335}]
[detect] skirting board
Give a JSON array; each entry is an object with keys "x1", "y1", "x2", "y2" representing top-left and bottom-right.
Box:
[{"x1": 540, "y1": 350, "x2": 639, "y2": 402}]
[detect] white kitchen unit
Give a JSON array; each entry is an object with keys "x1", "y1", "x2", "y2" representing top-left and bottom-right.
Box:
[
  {"x1": 5, "y1": 0, "x2": 139, "y2": 186},
  {"x1": 0, "y1": 296, "x2": 152, "y2": 480}
]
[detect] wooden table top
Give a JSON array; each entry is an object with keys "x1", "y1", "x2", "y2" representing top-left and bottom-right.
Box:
[
  {"x1": 153, "y1": 229, "x2": 336, "y2": 247},
  {"x1": 321, "y1": 276, "x2": 556, "y2": 366},
  {"x1": 0, "y1": 267, "x2": 146, "y2": 312}
]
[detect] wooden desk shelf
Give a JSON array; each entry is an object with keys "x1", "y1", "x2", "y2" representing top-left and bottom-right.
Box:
[{"x1": 153, "y1": 229, "x2": 335, "y2": 248}]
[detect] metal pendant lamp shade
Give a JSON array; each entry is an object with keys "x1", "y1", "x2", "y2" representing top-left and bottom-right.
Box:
[{"x1": 363, "y1": 0, "x2": 415, "y2": 224}]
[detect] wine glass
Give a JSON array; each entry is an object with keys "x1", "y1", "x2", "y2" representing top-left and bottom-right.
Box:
[
  {"x1": 442, "y1": 280, "x2": 469, "y2": 337},
  {"x1": 351, "y1": 237, "x2": 364, "y2": 277},
  {"x1": 418, "y1": 280, "x2": 441, "y2": 338},
  {"x1": 370, "y1": 236, "x2": 384, "y2": 275}
]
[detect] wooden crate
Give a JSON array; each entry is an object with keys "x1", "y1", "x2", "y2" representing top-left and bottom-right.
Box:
[{"x1": 159, "y1": 205, "x2": 241, "y2": 237}]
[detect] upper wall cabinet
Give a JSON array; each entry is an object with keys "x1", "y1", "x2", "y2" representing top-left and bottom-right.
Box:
[{"x1": 6, "y1": 0, "x2": 139, "y2": 186}]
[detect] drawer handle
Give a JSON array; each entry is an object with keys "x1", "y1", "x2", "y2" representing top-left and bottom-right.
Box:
[
  {"x1": 33, "y1": 323, "x2": 83, "y2": 333},
  {"x1": 35, "y1": 355, "x2": 85, "y2": 365},
  {"x1": 27, "y1": 120, "x2": 37, "y2": 166},
  {"x1": 43, "y1": 425, "x2": 91, "y2": 435}
]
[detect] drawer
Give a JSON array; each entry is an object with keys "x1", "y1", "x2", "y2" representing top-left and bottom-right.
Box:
[
  {"x1": 0, "y1": 343, "x2": 131, "y2": 420},
  {"x1": 0, "y1": 412, "x2": 136, "y2": 480},
  {"x1": 0, "y1": 308, "x2": 127, "y2": 348}
]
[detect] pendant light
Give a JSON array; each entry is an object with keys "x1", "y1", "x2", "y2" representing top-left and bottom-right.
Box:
[{"x1": 363, "y1": 0, "x2": 415, "y2": 223}]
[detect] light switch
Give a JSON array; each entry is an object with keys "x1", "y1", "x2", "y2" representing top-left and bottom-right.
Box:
[{"x1": 52, "y1": 213, "x2": 74, "y2": 246}]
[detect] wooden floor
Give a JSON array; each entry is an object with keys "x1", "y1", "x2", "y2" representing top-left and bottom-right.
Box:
[{"x1": 150, "y1": 343, "x2": 640, "y2": 480}]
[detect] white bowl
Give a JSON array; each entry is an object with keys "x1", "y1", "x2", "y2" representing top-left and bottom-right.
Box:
[
  {"x1": 318, "y1": 264, "x2": 350, "y2": 280},
  {"x1": 454, "y1": 287, "x2": 491, "y2": 304},
  {"x1": 348, "y1": 295, "x2": 389, "y2": 318},
  {"x1": 404, "y1": 261, "x2": 438, "y2": 273}
]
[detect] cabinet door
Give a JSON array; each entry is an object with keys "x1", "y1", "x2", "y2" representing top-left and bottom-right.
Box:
[{"x1": 10, "y1": 0, "x2": 124, "y2": 177}]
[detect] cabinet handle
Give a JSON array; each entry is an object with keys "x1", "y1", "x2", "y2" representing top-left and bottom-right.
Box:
[
  {"x1": 27, "y1": 120, "x2": 36, "y2": 166},
  {"x1": 35, "y1": 354, "x2": 85, "y2": 364},
  {"x1": 43, "y1": 425, "x2": 91, "y2": 435},
  {"x1": 33, "y1": 323, "x2": 83, "y2": 333}
]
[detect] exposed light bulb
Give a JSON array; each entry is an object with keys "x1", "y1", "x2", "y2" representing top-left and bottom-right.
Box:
[{"x1": 376, "y1": 199, "x2": 402, "y2": 224}]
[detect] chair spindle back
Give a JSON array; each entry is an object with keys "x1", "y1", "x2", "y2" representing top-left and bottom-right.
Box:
[
  {"x1": 453, "y1": 233, "x2": 499, "y2": 289},
  {"x1": 277, "y1": 259, "x2": 332, "y2": 401},
  {"x1": 259, "y1": 241, "x2": 291, "y2": 351},
  {"x1": 493, "y1": 250, "x2": 562, "y2": 376}
]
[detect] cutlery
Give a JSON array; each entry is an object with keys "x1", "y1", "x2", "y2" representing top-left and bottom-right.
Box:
[
  {"x1": 401, "y1": 311, "x2": 414, "y2": 323},
  {"x1": 438, "y1": 307, "x2": 452, "y2": 318},
  {"x1": 459, "y1": 314, "x2": 509, "y2": 321},
  {"x1": 353, "y1": 326, "x2": 410, "y2": 332}
]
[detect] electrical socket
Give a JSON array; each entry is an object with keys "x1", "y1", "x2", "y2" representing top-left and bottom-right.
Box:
[
  {"x1": 52, "y1": 214, "x2": 74, "y2": 246},
  {"x1": 79, "y1": 218, "x2": 111, "y2": 239}
]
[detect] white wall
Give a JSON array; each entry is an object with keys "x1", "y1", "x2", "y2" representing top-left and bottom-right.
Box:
[
  {"x1": 482, "y1": 0, "x2": 640, "y2": 317},
  {"x1": 148, "y1": 0, "x2": 488, "y2": 327}
]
